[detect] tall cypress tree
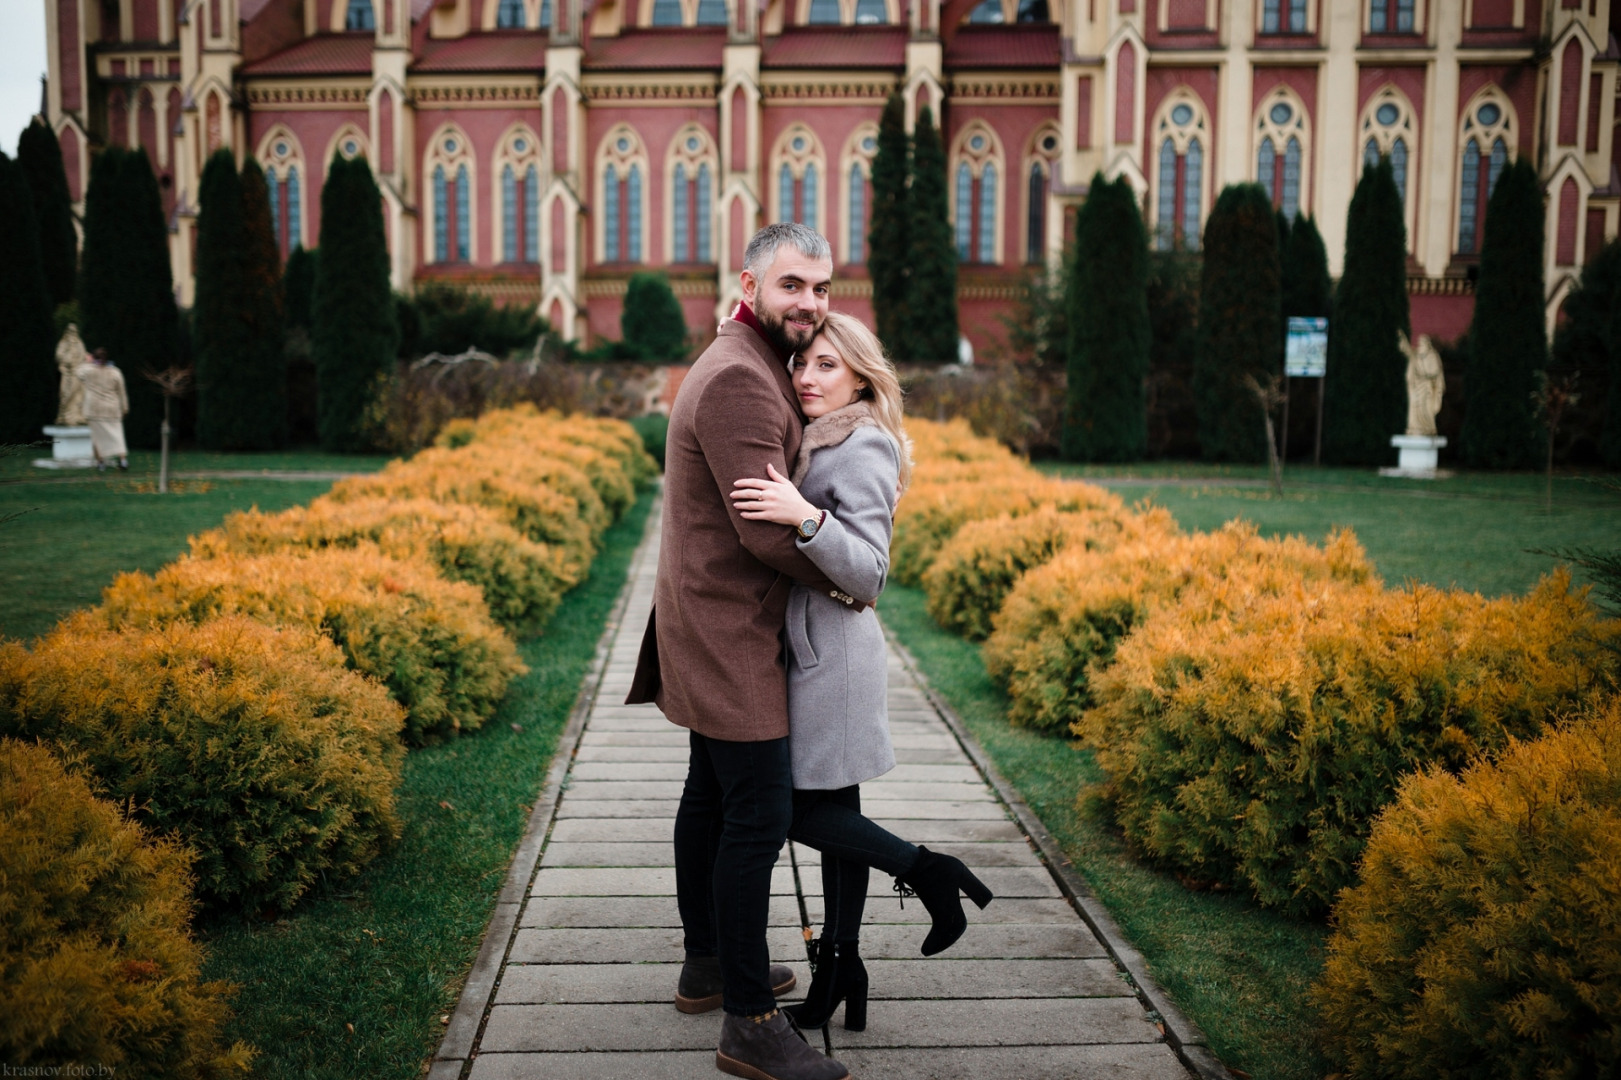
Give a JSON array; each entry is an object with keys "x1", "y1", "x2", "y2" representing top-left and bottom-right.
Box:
[
  {"x1": 0, "y1": 152, "x2": 58, "y2": 444},
  {"x1": 1063, "y1": 172, "x2": 1149, "y2": 461},
  {"x1": 1193, "y1": 183, "x2": 1282, "y2": 462},
  {"x1": 284, "y1": 245, "x2": 317, "y2": 332},
  {"x1": 622, "y1": 271, "x2": 689, "y2": 360},
  {"x1": 903, "y1": 106, "x2": 957, "y2": 363},
  {"x1": 1281, "y1": 213, "x2": 1331, "y2": 320},
  {"x1": 1550, "y1": 237, "x2": 1618, "y2": 466},
  {"x1": 16, "y1": 119, "x2": 78, "y2": 308},
  {"x1": 312, "y1": 154, "x2": 397, "y2": 452},
  {"x1": 868, "y1": 93, "x2": 910, "y2": 356},
  {"x1": 1461, "y1": 158, "x2": 1544, "y2": 469},
  {"x1": 238, "y1": 160, "x2": 288, "y2": 447},
  {"x1": 78, "y1": 148, "x2": 176, "y2": 449},
  {"x1": 1322, "y1": 159, "x2": 1408, "y2": 465},
  {"x1": 193, "y1": 149, "x2": 248, "y2": 449}
]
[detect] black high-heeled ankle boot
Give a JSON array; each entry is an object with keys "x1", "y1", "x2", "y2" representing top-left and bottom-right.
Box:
[
  {"x1": 894, "y1": 845, "x2": 995, "y2": 956},
  {"x1": 783, "y1": 937, "x2": 869, "y2": 1031}
]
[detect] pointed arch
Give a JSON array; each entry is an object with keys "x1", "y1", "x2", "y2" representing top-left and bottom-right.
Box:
[
  {"x1": 1455, "y1": 86, "x2": 1516, "y2": 257},
  {"x1": 1149, "y1": 88, "x2": 1210, "y2": 250},
  {"x1": 494, "y1": 124, "x2": 543, "y2": 263},
  {"x1": 325, "y1": 124, "x2": 371, "y2": 171},
  {"x1": 770, "y1": 124, "x2": 827, "y2": 233},
  {"x1": 838, "y1": 123, "x2": 880, "y2": 265},
  {"x1": 1253, "y1": 84, "x2": 1310, "y2": 221},
  {"x1": 949, "y1": 122, "x2": 1004, "y2": 265},
  {"x1": 1358, "y1": 84, "x2": 1418, "y2": 244},
  {"x1": 666, "y1": 125, "x2": 719, "y2": 264},
  {"x1": 1022, "y1": 122, "x2": 1060, "y2": 266},
  {"x1": 597, "y1": 125, "x2": 649, "y2": 263},
  {"x1": 424, "y1": 124, "x2": 476, "y2": 264},
  {"x1": 258, "y1": 125, "x2": 309, "y2": 258}
]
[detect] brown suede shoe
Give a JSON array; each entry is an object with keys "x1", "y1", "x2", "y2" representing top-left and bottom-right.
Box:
[
  {"x1": 716, "y1": 1010, "x2": 851, "y2": 1080},
  {"x1": 675, "y1": 956, "x2": 798, "y2": 1014}
]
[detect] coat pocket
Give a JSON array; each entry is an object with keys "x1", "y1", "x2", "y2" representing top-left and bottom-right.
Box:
[{"x1": 785, "y1": 589, "x2": 819, "y2": 670}]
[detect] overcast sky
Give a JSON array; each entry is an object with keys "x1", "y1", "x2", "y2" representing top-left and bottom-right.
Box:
[{"x1": 0, "y1": 5, "x2": 49, "y2": 156}]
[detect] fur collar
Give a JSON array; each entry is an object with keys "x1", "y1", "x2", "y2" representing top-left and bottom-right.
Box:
[{"x1": 792, "y1": 401, "x2": 875, "y2": 485}]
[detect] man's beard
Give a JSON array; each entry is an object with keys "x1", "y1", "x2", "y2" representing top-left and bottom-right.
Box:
[{"x1": 756, "y1": 303, "x2": 819, "y2": 357}]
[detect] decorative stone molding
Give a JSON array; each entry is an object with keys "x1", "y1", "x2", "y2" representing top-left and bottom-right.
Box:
[
  {"x1": 582, "y1": 76, "x2": 718, "y2": 102},
  {"x1": 760, "y1": 76, "x2": 898, "y2": 102},
  {"x1": 1407, "y1": 275, "x2": 1475, "y2": 296},
  {"x1": 949, "y1": 76, "x2": 1061, "y2": 102},
  {"x1": 412, "y1": 79, "x2": 543, "y2": 106},
  {"x1": 582, "y1": 274, "x2": 719, "y2": 297},
  {"x1": 245, "y1": 81, "x2": 370, "y2": 106}
]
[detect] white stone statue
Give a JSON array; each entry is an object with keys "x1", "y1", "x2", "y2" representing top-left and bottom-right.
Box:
[
  {"x1": 55, "y1": 324, "x2": 89, "y2": 426},
  {"x1": 1401, "y1": 331, "x2": 1444, "y2": 437}
]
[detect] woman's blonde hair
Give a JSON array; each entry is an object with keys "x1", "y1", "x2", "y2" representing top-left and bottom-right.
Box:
[{"x1": 815, "y1": 311, "x2": 914, "y2": 492}]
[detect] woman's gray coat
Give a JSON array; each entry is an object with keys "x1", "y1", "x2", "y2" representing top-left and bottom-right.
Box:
[{"x1": 785, "y1": 403, "x2": 900, "y2": 791}]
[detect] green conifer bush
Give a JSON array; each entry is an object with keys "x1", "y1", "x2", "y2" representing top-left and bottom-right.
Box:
[
  {"x1": 312, "y1": 154, "x2": 397, "y2": 452},
  {"x1": 16, "y1": 118, "x2": 77, "y2": 308},
  {"x1": 868, "y1": 93, "x2": 910, "y2": 355},
  {"x1": 1281, "y1": 213, "x2": 1331, "y2": 320},
  {"x1": 903, "y1": 107, "x2": 958, "y2": 363},
  {"x1": 1063, "y1": 173, "x2": 1150, "y2": 461},
  {"x1": 1193, "y1": 183, "x2": 1281, "y2": 462},
  {"x1": 621, "y1": 271, "x2": 689, "y2": 361},
  {"x1": 1461, "y1": 158, "x2": 1546, "y2": 469},
  {"x1": 1322, "y1": 159, "x2": 1409, "y2": 465},
  {"x1": 77, "y1": 148, "x2": 176, "y2": 448},
  {"x1": 0, "y1": 152, "x2": 58, "y2": 445}
]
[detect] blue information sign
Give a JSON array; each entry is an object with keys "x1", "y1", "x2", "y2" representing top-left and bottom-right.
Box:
[{"x1": 1285, "y1": 317, "x2": 1329, "y2": 378}]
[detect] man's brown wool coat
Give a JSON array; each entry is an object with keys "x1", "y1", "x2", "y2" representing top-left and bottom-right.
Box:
[{"x1": 626, "y1": 319, "x2": 855, "y2": 742}]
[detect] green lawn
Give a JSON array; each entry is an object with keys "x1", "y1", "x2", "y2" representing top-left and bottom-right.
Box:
[
  {"x1": 0, "y1": 448, "x2": 387, "y2": 641},
  {"x1": 1039, "y1": 461, "x2": 1621, "y2": 598},
  {"x1": 198, "y1": 491, "x2": 652, "y2": 1080}
]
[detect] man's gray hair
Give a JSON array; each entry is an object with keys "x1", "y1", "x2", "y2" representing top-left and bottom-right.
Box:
[{"x1": 742, "y1": 222, "x2": 832, "y2": 279}]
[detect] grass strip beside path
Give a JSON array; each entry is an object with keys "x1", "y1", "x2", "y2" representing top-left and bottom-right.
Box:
[
  {"x1": 196, "y1": 489, "x2": 653, "y2": 1080},
  {"x1": 881, "y1": 584, "x2": 1328, "y2": 1080}
]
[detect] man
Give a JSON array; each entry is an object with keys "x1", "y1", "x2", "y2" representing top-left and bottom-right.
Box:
[{"x1": 627, "y1": 223, "x2": 856, "y2": 1080}]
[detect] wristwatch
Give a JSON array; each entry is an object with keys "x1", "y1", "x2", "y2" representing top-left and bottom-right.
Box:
[{"x1": 797, "y1": 510, "x2": 825, "y2": 540}]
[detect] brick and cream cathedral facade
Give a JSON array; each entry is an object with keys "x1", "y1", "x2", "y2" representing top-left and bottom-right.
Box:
[{"x1": 43, "y1": 0, "x2": 1620, "y2": 356}]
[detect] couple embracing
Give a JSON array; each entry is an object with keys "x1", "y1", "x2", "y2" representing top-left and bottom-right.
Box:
[{"x1": 626, "y1": 222, "x2": 993, "y2": 1080}]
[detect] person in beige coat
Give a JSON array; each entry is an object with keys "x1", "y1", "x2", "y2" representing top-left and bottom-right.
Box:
[
  {"x1": 75, "y1": 348, "x2": 130, "y2": 471},
  {"x1": 626, "y1": 224, "x2": 856, "y2": 1080}
]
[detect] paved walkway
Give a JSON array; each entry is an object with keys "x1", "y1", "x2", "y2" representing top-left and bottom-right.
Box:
[{"x1": 432, "y1": 498, "x2": 1202, "y2": 1080}]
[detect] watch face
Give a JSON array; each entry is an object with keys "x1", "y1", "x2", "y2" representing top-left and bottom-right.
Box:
[{"x1": 799, "y1": 517, "x2": 818, "y2": 538}]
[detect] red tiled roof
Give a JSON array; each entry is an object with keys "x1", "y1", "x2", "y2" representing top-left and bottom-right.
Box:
[
  {"x1": 944, "y1": 25, "x2": 1061, "y2": 68},
  {"x1": 585, "y1": 29, "x2": 726, "y2": 70},
  {"x1": 762, "y1": 27, "x2": 906, "y2": 69},
  {"x1": 413, "y1": 31, "x2": 548, "y2": 72},
  {"x1": 239, "y1": 33, "x2": 374, "y2": 76}
]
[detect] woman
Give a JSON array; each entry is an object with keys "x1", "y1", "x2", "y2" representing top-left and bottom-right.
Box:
[
  {"x1": 75, "y1": 347, "x2": 130, "y2": 472},
  {"x1": 731, "y1": 312, "x2": 992, "y2": 1032}
]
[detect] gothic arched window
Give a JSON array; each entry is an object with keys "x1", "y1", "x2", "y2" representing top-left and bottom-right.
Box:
[
  {"x1": 952, "y1": 125, "x2": 1003, "y2": 264},
  {"x1": 668, "y1": 127, "x2": 718, "y2": 263},
  {"x1": 346, "y1": 0, "x2": 375, "y2": 30},
  {"x1": 1456, "y1": 93, "x2": 1514, "y2": 256},
  {"x1": 1254, "y1": 89, "x2": 1309, "y2": 221},
  {"x1": 426, "y1": 127, "x2": 475, "y2": 263},
  {"x1": 599, "y1": 127, "x2": 648, "y2": 263},
  {"x1": 773, "y1": 127, "x2": 825, "y2": 231},
  {"x1": 496, "y1": 127, "x2": 542, "y2": 263}
]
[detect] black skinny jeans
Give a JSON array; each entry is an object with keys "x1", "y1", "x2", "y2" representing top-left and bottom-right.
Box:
[
  {"x1": 789, "y1": 785, "x2": 920, "y2": 945},
  {"x1": 673, "y1": 731, "x2": 794, "y2": 1016}
]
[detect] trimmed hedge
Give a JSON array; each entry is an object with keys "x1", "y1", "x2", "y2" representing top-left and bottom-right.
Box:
[
  {"x1": 1080, "y1": 570, "x2": 1619, "y2": 915},
  {"x1": 0, "y1": 738, "x2": 254, "y2": 1076},
  {"x1": 1313, "y1": 699, "x2": 1621, "y2": 1077},
  {"x1": 922, "y1": 501, "x2": 1173, "y2": 641},
  {"x1": 984, "y1": 522, "x2": 1375, "y2": 732},
  {"x1": 0, "y1": 615, "x2": 404, "y2": 912},
  {"x1": 190, "y1": 496, "x2": 571, "y2": 634},
  {"x1": 97, "y1": 547, "x2": 526, "y2": 745}
]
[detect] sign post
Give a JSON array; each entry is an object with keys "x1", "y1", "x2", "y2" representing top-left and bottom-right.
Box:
[{"x1": 1285, "y1": 317, "x2": 1329, "y2": 467}]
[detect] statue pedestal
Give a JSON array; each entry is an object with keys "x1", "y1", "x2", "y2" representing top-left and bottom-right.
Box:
[
  {"x1": 33, "y1": 425, "x2": 96, "y2": 469},
  {"x1": 1379, "y1": 434, "x2": 1451, "y2": 479}
]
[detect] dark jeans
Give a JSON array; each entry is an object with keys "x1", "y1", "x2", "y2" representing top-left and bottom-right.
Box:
[
  {"x1": 789, "y1": 785, "x2": 920, "y2": 944},
  {"x1": 673, "y1": 730, "x2": 794, "y2": 1016}
]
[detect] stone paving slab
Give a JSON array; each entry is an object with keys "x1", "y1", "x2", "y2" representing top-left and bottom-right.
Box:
[{"x1": 436, "y1": 501, "x2": 1208, "y2": 1080}]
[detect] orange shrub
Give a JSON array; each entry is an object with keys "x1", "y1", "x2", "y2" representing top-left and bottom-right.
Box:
[
  {"x1": 189, "y1": 496, "x2": 572, "y2": 634},
  {"x1": 984, "y1": 521, "x2": 1375, "y2": 732},
  {"x1": 0, "y1": 616, "x2": 404, "y2": 912},
  {"x1": 327, "y1": 451, "x2": 595, "y2": 580},
  {"x1": 1313, "y1": 699, "x2": 1621, "y2": 1078},
  {"x1": 0, "y1": 738, "x2": 254, "y2": 1076},
  {"x1": 97, "y1": 547, "x2": 524, "y2": 745},
  {"x1": 1081, "y1": 570, "x2": 1619, "y2": 915},
  {"x1": 922, "y1": 501, "x2": 1174, "y2": 640}
]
